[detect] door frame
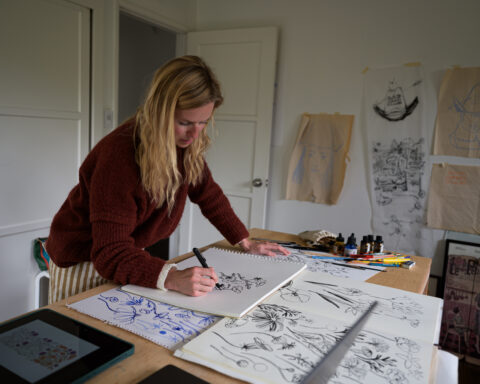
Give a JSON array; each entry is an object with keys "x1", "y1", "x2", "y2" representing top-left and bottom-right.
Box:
[
  {"x1": 68, "y1": 0, "x2": 105, "y2": 147},
  {"x1": 113, "y1": 0, "x2": 189, "y2": 260}
]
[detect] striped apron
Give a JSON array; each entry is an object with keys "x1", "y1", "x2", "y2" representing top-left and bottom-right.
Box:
[{"x1": 48, "y1": 260, "x2": 109, "y2": 304}]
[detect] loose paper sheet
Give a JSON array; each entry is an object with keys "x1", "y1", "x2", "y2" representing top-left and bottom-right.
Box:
[
  {"x1": 427, "y1": 163, "x2": 480, "y2": 234},
  {"x1": 267, "y1": 271, "x2": 443, "y2": 345},
  {"x1": 286, "y1": 113, "x2": 353, "y2": 204},
  {"x1": 281, "y1": 247, "x2": 384, "y2": 281},
  {"x1": 175, "y1": 270, "x2": 441, "y2": 384},
  {"x1": 68, "y1": 288, "x2": 220, "y2": 350},
  {"x1": 433, "y1": 67, "x2": 480, "y2": 158},
  {"x1": 122, "y1": 248, "x2": 306, "y2": 318}
]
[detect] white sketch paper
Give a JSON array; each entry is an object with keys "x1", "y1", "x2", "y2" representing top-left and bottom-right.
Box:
[
  {"x1": 175, "y1": 302, "x2": 434, "y2": 384},
  {"x1": 266, "y1": 271, "x2": 443, "y2": 345},
  {"x1": 68, "y1": 288, "x2": 220, "y2": 350},
  {"x1": 281, "y1": 248, "x2": 384, "y2": 281},
  {"x1": 122, "y1": 248, "x2": 307, "y2": 318},
  {"x1": 364, "y1": 65, "x2": 442, "y2": 259}
]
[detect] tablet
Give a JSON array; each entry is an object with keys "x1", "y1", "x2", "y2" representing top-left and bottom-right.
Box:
[{"x1": 0, "y1": 309, "x2": 134, "y2": 383}]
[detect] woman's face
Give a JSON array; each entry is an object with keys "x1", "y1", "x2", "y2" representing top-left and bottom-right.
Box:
[{"x1": 174, "y1": 102, "x2": 215, "y2": 148}]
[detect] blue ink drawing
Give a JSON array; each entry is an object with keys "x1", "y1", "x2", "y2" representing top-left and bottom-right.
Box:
[
  {"x1": 69, "y1": 288, "x2": 219, "y2": 350},
  {"x1": 449, "y1": 82, "x2": 480, "y2": 151}
]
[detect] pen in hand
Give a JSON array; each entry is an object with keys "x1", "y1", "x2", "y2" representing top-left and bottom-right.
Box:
[{"x1": 192, "y1": 248, "x2": 223, "y2": 289}]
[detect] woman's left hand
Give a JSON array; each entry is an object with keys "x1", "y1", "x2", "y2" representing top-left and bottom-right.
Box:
[{"x1": 238, "y1": 238, "x2": 290, "y2": 257}]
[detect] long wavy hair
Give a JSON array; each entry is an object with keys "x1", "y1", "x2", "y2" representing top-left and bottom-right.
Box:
[{"x1": 134, "y1": 55, "x2": 223, "y2": 212}]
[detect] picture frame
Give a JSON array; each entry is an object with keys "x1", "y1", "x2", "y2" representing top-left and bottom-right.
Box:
[{"x1": 439, "y1": 239, "x2": 480, "y2": 359}]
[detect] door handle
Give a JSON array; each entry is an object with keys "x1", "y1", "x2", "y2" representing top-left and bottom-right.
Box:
[{"x1": 252, "y1": 178, "x2": 263, "y2": 187}]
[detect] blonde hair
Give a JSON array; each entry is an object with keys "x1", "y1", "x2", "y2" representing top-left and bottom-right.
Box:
[{"x1": 134, "y1": 56, "x2": 223, "y2": 212}]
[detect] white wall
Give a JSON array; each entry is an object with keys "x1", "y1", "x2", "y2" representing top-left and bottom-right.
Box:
[{"x1": 195, "y1": 0, "x2": 480, "y2": 261}]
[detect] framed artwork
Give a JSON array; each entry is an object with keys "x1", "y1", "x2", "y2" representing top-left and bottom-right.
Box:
[{"x1": 439, "y1": 240, "x2": 480, "y2": 360}]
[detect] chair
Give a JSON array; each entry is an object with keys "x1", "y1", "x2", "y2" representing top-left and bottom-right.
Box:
[{"x1": 33, "y1": 237, "x2": 50, "y2": 308}]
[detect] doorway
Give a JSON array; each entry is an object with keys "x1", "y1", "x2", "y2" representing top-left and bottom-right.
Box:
[{"x1": 119, "y1": 11, "x2": 176, "y2": 259}]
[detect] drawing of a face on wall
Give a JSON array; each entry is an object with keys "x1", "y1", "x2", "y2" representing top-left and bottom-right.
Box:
[
  {"x1": 373, "y1": 79, "x2": 420, "y2": 121},
  {"x1": 449, "y1": 82, "x2": 480, "y2": 150},
  {"x1": 292, "y1": 143, "x2": 335, "y2": 187}
]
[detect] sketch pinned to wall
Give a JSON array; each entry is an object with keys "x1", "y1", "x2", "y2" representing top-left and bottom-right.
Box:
[
  {"x1": 364, "y1": 65, "x2": 443, "y2": 257},
  {"x1": 68, "y1": 288, "x2": 220, "y2": 350},
  {"x1": 433, "y1": 67, "x2": 480, "y2": 158},
  {"x1": 286, "y1": 113, "x2": 353, "y2": 204},
  {"x1": 175, "y1": 293, "x2": 435, "y2": 383},
  {"x1": 426, "y1": 163, "x2": 480, "y2": 235}
]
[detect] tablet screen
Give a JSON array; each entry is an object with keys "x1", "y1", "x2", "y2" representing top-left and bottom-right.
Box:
[
  {"x1": 0, "y1": 319, "x2": 99, "y2": 383},
  {"x1": 0, "y1": 309, "x2": 134, "y2": 384}
]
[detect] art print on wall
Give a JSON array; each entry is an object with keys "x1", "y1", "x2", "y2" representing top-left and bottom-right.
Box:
[
  {"x1": 433, "y1": 67, "x2": 480, "y2": 158},
  {"x1": 363, "y1": 65, "x2": 443, "y2": 259},
  {"x1": 439, "y1": 240, "x2": 480, "y2": 359}
]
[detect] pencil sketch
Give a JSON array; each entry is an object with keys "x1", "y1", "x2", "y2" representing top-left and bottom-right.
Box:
[
  {"x1": 68, "y1": 288, "x2": 219, "y2": 349},
  {"x1": 373, "y1": 79, "x2": 421, "y2": 122},
  {"x1": 448, "y1": 82, "x2": 480, "y2": 151},
  {"x1": 292, "y1": 142, "x2": 342, "y2": 188},
  {"x1": 372, "y1": 138, "x2": 426, "y2": 210},
  {"x1": 217, "y1": 272, "x2": 266, "y2": 293},
  {"x1": 177, "y1": 303, "x2": 431, "y2": 384}
]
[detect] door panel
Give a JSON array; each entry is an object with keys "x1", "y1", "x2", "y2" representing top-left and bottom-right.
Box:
[
  {"x1": 178, "y1": 27, "x2": 277, "y2": 253},
  {"x1": 0, "y1": 0, "x2": 90, "y2": 321}
]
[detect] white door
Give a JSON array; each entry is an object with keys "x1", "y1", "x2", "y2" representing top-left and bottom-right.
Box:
[
  {"x1": 0, "y1": 0, "x2": 90, "y2": 320},
  {"x1": 177, "y1": 27, "x2": 278, "y2": 253}
]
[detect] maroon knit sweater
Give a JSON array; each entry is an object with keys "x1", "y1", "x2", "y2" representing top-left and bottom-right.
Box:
[{"x1": 46, "y1": 121, "x2": 249, "y2": 288}]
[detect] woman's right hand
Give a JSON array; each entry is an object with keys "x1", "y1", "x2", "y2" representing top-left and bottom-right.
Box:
[{"x1": 164, "y1": 266, "x2": 219, "y2": 296}]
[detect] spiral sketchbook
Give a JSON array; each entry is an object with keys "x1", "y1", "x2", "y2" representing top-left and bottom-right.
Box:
[{"x1": 121, "y1": 247, "x2": 307, "y2": 318}]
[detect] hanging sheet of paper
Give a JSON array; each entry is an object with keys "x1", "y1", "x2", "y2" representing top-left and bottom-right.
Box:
[
  {"x1": 286, "y1": 113, "x2": 353, "y2": 204},
  {"x1": 427, "y1": 163, "x2": 480, "y2": 234},
  {"x1": 68, "y1": 288, "x2": 220, "y2": 350},
  {"x1": 433, "y1": 67, "x2": 480, "y2": 158},
  {"x1": 363, "y1": 65, "x2": 442, "y2": 258}
]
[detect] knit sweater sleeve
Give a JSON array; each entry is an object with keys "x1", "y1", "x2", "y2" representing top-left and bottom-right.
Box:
[
  {"x1": 188, "y1": 162, "x2": 249, "y2": 245},
  {"x1": 87, "y1": 139, "x2": 166, "y2": 288}
]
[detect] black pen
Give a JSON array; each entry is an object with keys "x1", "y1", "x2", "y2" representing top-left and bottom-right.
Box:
[{"x1": 192, "y1": 248, "x2": 223, "y2": 288}]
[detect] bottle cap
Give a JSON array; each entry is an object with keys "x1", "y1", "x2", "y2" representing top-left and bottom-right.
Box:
[
  {"x1": 337, "y1": 233, "x2": 344, "y2": 242},
  {"x1": 368, "y1": 234, "x2": 374, "y2": 242},
  {"x1": 376, "y1": 235, "x2": 383, "y2": 241}
]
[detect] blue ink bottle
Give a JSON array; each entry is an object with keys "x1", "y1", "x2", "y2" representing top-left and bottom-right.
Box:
[{"x1": 344, "y1": 233, "x2": 358, "y2": 257}]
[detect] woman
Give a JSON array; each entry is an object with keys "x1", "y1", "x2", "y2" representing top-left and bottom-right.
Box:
[{"x1": 46, "y1": 55, "x2": 288, "y2": 303}]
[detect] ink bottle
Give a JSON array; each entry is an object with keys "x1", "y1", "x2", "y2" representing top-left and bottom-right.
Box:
[
  {"x1": 359, "y1": 235, "x2": 371, "y2": 254},
  {"x1": 344, "y1": 234, "x2": 358, "y2": 256},
  {"x1": 332, "y1": 233, "x2": 345, "y2": 255},
  {"x1": 368, "y1": 234, "x2": 375, "y2": 253},
  {"x1": 374, "y1": 235, "x2": 384, "y2": 253}
]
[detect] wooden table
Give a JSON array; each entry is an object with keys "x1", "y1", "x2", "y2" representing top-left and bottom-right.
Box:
[{"x1": 45, "y1": 228, "x2": 432, "y2": 383}]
